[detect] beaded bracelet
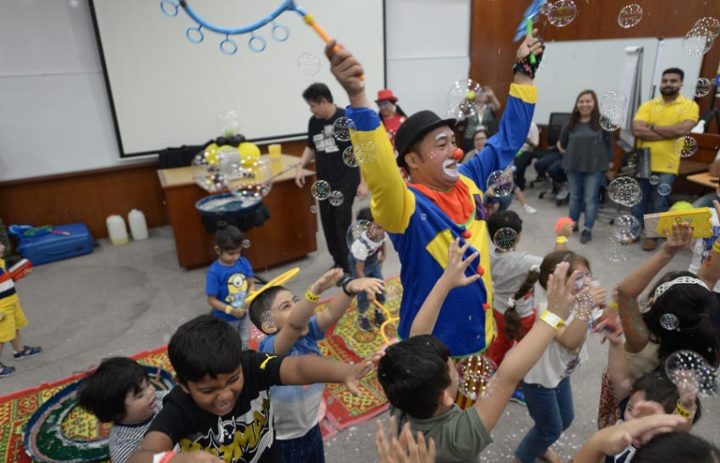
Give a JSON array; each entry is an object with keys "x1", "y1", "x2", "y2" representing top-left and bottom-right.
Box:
[
  {"x1": 305, "y1": 289, "x2": 320, "y2": 303},
  {"x1": 674, "y1": 400, "x2": 694, "y2": 419},
  {"x1": 555, "y1": 236, "x2": 568, "y2": 244}
]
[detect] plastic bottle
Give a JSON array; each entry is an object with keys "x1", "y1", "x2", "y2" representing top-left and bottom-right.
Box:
[
  {"x1": 128, "y1": 209, "x2": 149, "y2": 240},
  {"x1": 106, "y1": 214, "x2": 129, "y2": 245}
]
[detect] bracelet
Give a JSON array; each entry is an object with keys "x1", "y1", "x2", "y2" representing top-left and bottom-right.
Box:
[
  {"x1": 540, "y1": 311, "x2": 565, "y2": 330},
  {"x1": 305, "y1": 289, "x2": 320, "y2": 303},
  {"x1": 341, "y1": 277, "x2": 355, "y2": 296},
  {"x1": 712, "y1": 239, "x2": 720, "y2": 254},
  {"x1": 555, "y1": 236, "x2": 568, "y2": 244},
  {"x1": 224, "y1": 305, "x2": 234, "y2": 314},
  {"x1": 674, "y1": 400, "x2": 694, "y2": 419},
  {"x1": 152, "y1": 451, "x2": 175, "y2": 463}
]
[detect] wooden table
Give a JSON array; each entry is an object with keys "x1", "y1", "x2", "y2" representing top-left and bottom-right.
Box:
[
  {"x1": 688, "y1": 172, "x2": 719, "y2": 189},
  {"x1": 158, "y1": 154, "x2": 317, "y2": 269}
]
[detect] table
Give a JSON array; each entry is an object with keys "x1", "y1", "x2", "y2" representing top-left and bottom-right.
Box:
[
  {"x1": 158, "y1": 154, "x2": 317, "y2": 269},
  {"x1": 688, "y1": 172, "x2": 719, "y2": 189}
]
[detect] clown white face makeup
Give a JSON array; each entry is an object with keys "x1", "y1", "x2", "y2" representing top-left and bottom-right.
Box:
[{"x1": 406, "y1": 126, "x2": 460, "y2": 191}]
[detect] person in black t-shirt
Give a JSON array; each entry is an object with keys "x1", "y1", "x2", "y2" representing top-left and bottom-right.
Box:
[
  {"x1": 295, "y1": 83, "x2": 367, "y2": 274},
  {"x1": 127, "y1": 315, "x2": 372, "y2": 463}
]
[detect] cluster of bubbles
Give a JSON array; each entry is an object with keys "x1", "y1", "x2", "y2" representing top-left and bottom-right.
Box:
[
  {"x1": 456, "y1": 354, "x2": 497, "y2": 401},
  {"x1": 695, "y1": 77, "x2": 714, "y2": 98},
  {"x1": 446, "y1": 79, "x2": 486, "y2": 119},
  {"x1": 617, "y1": 4, "x2": 643, "y2": 29},
  {"x1": 541, "y1": 0, "x2": 577, "y2": 28},
  {"x1": 612, "y1": 214, "x2": 642, "y2": 245},
  {"x1": 492, "y1": 227, "x2": 518, "y2": 251},
  {"x1": 664, "y1": 350, "x2": 718, "y2": 397},
  {"x1": 486, "y1": 169, "x2": 515, "y2": 198},
  {"x1": 675, "y1": 136, "x2": 699, "y2": 159},
  {"x1": 310, "y1": 180, "x2": 344, "y2": 207},
  {"x1": 573, "y1": 289, "x2": 595, "y2": 320},
  {"x1": 683, "y1": 17, "x2": 720, "y2": 57},
  {"x1": 599, "y1": 90, "x2": 627, "y2": 132},
  {"x1": 607, "y1": 176, "x2": 643, "y2": 208},
  {"x1": 297, "y1": 51, "x2": 322, "y2": 77}
]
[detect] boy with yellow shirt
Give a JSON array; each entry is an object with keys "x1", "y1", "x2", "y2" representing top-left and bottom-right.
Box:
[{"x1": 631, "y1": 67, "x2": 699, "y2": 251}]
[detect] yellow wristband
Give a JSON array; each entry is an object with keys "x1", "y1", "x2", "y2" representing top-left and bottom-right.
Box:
[
  {"x1": 555, "y1": 236, "x2": 568, "y2": 244},
  {"x1": 225, "y1": 305, "x2": 234, "y2": 314},
  {"x1": 674, "y1": 400, "x2": 694, "y2": 419},
  {"x1": 712, "y1": 239, "x2": 720, "y2": 254},
  {"x1": 540, "y1": 310, "x2": 565, "y2": 330},
  {"x1": 305, "y1": 289, "x2": 320, "y2": 303}
]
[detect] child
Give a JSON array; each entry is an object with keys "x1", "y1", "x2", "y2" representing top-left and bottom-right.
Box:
[
  {"x1": 348, "y1": 208, "x2": 387, "y2": 331},
  {"x1": 514, "y1": 250, "x2": 608, "y2": 463},
  {"x1": 249, "y1": 268, "x2": 383, "y2": 462},
  {"x1": 205, "y1": 225, "x2": 255, "y2": 349},
  {"x1": 379, "y1": 240, "x2": 581, "y2": 462},
  {"x1": 128, "y1": 315, "x2": 372, "y2": 463},
  {"x1": 0, "y1": 242, "x2": 42, "y2": 377},
  {"x1": 77, "y1": 357, "x2": 168, "y2": 463}
]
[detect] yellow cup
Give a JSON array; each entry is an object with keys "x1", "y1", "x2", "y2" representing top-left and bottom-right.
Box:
[{"x1": 268, "y1": 144, "x2": 282, "y2": 159}]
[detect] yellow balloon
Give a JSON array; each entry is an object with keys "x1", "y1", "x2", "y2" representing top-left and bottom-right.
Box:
[
  {"x1": 204, "y1": 143, "x2": 220, "y2": 165},
  {"x1": 238, "y1": 142, "x2": 261, "y2": 166}
]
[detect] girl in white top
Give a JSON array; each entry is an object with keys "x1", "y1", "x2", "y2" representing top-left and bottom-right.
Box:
[{"x1": 514, "y1": 250, "x2": 607, "y2": 463}]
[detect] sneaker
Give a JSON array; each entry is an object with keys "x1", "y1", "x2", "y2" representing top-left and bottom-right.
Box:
[
  {"x1": 510, "y1": 388, "x2": 526, "y2": 406},
  {"x1": 0, "y1": 363, "x2": 15, "y2": 378},
  {"x1": 522, "y1": 204, "x2": 537, "y2": 214},
  {"x1": 555, "y1": 184, "x2": 570, "y2": 201},
  {"x1": 580, "y1": 229, "x2": 592, "y2": 244},
  {"x1": 13, "y1": 345, "x2": 42, "y2": 360},
  {"x1": 358, "y1": 315, "x2": 372, "y2": 331},
  {"x1": 373, "y1": 308, "x2": 387, "y2": 328}
]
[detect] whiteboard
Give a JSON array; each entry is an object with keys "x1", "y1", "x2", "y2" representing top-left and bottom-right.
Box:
[
  {"x1": 533, "y1": 37, "x2": 703, "y2": 125},
  {"x1": 91, "y1": 0, "x2": 385, "y2": 156},
  {"x1": 386, "y1": 0, "x2": 470, "y2": 118}
]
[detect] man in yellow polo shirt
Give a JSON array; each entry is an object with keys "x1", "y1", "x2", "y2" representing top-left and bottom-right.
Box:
[{"x1": 631, "y1": 67, "x2": 699, "y2": 251}]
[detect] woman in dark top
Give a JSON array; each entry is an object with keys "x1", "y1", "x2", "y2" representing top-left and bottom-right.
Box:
[{"x1": 558, "y1": 90, "x2": 613, "y2": 244}]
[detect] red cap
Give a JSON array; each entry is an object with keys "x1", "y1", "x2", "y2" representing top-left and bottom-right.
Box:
[{"x1": 375, "y1": 88, "x2": 398, "y2": 103}]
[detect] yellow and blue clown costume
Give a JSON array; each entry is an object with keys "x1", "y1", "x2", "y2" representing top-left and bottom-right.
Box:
[{"x1": 345, "y1": 84, "x2": 536, "y2": 361}]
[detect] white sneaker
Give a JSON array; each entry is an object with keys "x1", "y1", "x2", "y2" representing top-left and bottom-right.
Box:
[{"x1": 523, "y1": 204, "x2": 537, "y2": 214}]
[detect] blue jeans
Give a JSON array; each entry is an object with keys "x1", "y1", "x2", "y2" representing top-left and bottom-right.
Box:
[
  {"x1": 278, "y1": 424, "x2": 325, "y2": 463},
  {"x1": 515, "y1": 378, "x2": 574, "y2": 463},
  {"x1": 226, "y1": 315, "x2": 249, "y2": 350},
  {"x1": 631, "y1": 173, "x2": 676, "y2": 229},
  {"x1": 567, "y1": 171, "x2": 604, "y2": 231},
  {"x1": 349, "y1": 257, "x2": 385, "y2": 312}
]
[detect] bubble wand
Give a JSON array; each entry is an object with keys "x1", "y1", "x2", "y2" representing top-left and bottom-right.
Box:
[{"x1": 526, "y1": 18, "x2": 537, "y2": 65}]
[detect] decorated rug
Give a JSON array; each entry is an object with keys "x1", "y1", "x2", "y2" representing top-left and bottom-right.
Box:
[{"x1": 0, "y1": 278, "x2": 402, "y2": 462}]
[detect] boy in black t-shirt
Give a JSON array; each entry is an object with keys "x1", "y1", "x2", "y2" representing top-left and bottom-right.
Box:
[{"x1": 128, "y1": 315, "x2": 371, "y2": 463}]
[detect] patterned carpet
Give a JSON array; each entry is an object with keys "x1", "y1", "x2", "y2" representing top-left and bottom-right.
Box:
[{"x1": 0, "y1": 278, "x2": 402, "y2": 462}]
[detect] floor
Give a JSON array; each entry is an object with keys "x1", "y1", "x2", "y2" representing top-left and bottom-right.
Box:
[{"x1": 2, "y1": 183, "x2": 718, "y2": 462}]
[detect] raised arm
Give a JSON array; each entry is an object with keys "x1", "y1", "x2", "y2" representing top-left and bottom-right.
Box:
[
  {"x1": 317, "y1": 277, "x2": 385, "y2": 332},
  {"x1": 279, "y1": 354, "x2": 372, "y2": 396}
]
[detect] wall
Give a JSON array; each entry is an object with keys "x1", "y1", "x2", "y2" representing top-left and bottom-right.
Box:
[{"x1": 470, "y1": 0, "x2": 720, "y2": 130}]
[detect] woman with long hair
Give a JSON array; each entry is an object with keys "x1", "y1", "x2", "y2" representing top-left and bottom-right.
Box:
[
  {"x1": 558, "y1": 90, "x2": 614, "y2": 244},
  {"x1": 375, "y1": 89, "x2": 407, "y2": 148}
]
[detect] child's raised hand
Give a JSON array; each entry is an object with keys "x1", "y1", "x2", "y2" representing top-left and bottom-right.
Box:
[
  {"x1": 546, "y1": 262, "x2": 579, "y2": 321},
  {"x1": 376, "y1": 417, "x2": 436, "y2": 463},
  {"x1": 588, "y1": 284, "x2": 608, "y2": 308},
  {"x1": 593, "y1": 317, "x2": 623, "y2": 345},
  {"x1": 346, "y1": 277, "x2": 385, "y2": 300},
  {"x1": 584, "y1": 414, "x2": 686, "y2": 457},
  {"x1": 440, "y1": 238, "x2": 482, "y2": 289},
  {"x1": 310, "y1": 268, "x2": 344, "y2": 295},
  {"x1": 344, "y1": 359, "x2": 373, "y2": 396},
  {"x1": 661, "y1": 222, "x2": 694, "y2": 255}
]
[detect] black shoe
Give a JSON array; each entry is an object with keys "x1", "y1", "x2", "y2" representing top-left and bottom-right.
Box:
[
  {"x1": 358, "y1": 315, "x2": 372, "y2": 331},
  {"x1": 373, "y1": 308, "x2": 387, "y2": 328},
  {"x1": 580, "y1": 229, "x2": 592, "y2": 244}
]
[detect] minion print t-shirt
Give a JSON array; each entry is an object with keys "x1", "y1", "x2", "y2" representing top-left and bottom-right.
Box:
[{"x1": 206, "y1": 257, "x2": 254, "y2": 321}]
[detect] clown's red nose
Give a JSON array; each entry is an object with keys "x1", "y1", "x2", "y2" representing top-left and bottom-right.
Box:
[{"x1": 453, "y1": 148, "x2": 464, "y2": 162}]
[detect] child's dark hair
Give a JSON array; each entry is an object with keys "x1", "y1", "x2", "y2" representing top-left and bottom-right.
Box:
[
  {"x1": 503, "y1": 251, "x2": 588, "y2": 340},
  {"x1": 634, "y1": 432, "x2": 720, "y2": 463},
  {"x1": 629, "y1": 370, "x2": 702, "y2": 424},
  {"x1": 302, "y1": 83, "x2": 334, "y2": 103},
  {"x1": 77, "y1": 357, "x2": 148, "y2": 423},
  {"x1": 487, "y1": 210, "x2": 522, "y2": 239},
  {"x1": 168, "y1": 315, "x2": 243, "y2": 384},
  {"x1": 249, "y1": 286, "x2": 288, "y2": 334},
  {"x1": 645, "y1": 271, "x2": 720, "y2": 367},
  {"x1": 377, "y1": 335, "x2": 451, "y2": 419},
  {"x1": 357, "y1": 207, "x2": 374, "y2": 223},
  {"x1": 215, "y1": 225, "x2": 244, "y2": 252}
]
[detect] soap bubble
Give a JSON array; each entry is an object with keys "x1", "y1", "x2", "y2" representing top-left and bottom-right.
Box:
[
  {"x1": 456, "y1": 354, "x2": 497, "y2": 401},
  {"x1": 329, "y1": 190, "x2": 344, "y2": 207},
  {"x1": 332, "y1": 117, "x2": 356, "y2": 142},
  {"x1": 311, "y1": 180, "x2": 332, "y2": 200},
  {"x1": 297, "y1": 51, "x2": 321, "y2": 77},
  {"x1": 600, "y1": 90, "x2": 627, "y2": 113},
  {"x1": 241, "y1": 239, "x2": 251, "y2": 249},
  {"x1": 486, "y1": 170, "x2": 514, "y2": 198},
  {"x1": 605, "y1": 236, "x2": 629, "y2": 263},
  {"x1": 675, "y1": 136, "x2": 698, "y2": 158},
  {"x1": 547, "y1": 0, "x2": 577, "y2": 27},
  {"x1": 342, "y1": 146, "x2": 358, "y2": 167},
  {"x1": 694, "y1": 17, "x2": 720, "y2": 39},
  {"x1": 347, "y1": 219, "x2": 376, "y2": 249},
  {"x1": 223, "y1": 158, "x2": 273, "y2": 206},
  {"x1": 613, "y1": 214, "x2": 642, "y2": 245},
  {"x1": 599, "y1": 106, "x2": 623, "y2": 132},
  {"x1": 657, "y1": 183, "x2": 672, "y2": 196},
  {"x1": 660, "y1": 313, "x2": 679, "y2": 331},
  {"x1": 216, "y1": 110, "x2": 242, "y2": 137},
  {"x1": 492, "y1": 227, "x2": 518, "y2": 251},
  {"x1": 683, "y1": 27, "x2": 715, "y2": 57},
  {"x1": 665, "y1": 350, "x2": 718, "y2": 397},
  {"x1": 649, "y1": 175, "x2": 660, "y2": 186},
  {"x1": 447, "y1": 79, "x2": 485, "y2": 119},
  {"x1": 617, "y1": 4, "x2": 643, "y2": 29},
  {"x1": 608, "y1": 177, "x2": 643, "y2": 207},
  {"x1": 695, "y1": 77, "x2": 713, "y2": 98}
]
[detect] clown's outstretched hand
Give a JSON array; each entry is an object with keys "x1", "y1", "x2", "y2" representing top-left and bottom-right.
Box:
[{"x1": 325, "y1": 40, "x2": 369, "y2": 108}]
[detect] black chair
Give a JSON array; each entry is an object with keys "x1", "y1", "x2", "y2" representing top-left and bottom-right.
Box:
[{"x1": 530, "y1": 112, "x2": 572, "y2": 191}]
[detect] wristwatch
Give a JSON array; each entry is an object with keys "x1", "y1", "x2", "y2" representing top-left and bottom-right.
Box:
[{"x1": 340, "y1": 276, "x2": 355, "y2": 296}]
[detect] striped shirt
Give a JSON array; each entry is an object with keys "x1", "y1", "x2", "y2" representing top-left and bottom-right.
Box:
[
  {"x1": 109, "y1": 391, "x2": 167, "y2": 463},
  {"x1": 0, "y1": 259, "x2": 17, "y2": 301}
]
